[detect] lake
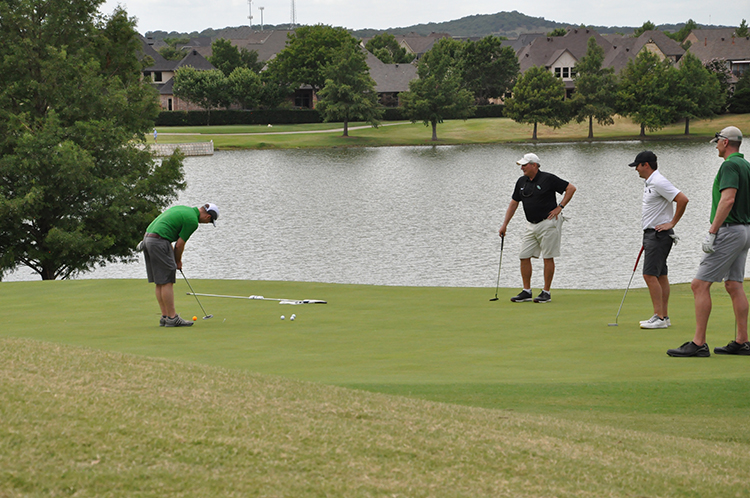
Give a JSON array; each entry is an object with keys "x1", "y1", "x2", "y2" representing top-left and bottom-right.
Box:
[{"x1": 6, "y1": 140, "x2": 728, "y2": 289}]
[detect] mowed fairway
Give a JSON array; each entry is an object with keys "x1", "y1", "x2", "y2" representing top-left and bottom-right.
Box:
[{"x1": 2, "y1": 278, "x2": 749, "y2": 496}]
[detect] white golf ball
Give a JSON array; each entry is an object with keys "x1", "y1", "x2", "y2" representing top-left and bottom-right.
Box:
[
  {"x1": 290, "y1": 316, "x2": 295, "y2": 321},
  {"x1": 280, "y1": 315, "x2": 285, "y2": 320}
]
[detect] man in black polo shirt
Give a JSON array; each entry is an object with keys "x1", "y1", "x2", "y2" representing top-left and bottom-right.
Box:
[{"x1": 498, "y1": 153, "x2": 577, "y2": 303}]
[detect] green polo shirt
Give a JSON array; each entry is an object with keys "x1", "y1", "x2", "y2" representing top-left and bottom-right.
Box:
[
  {"x1": 146, "y1": 206, "x2": 200, "y2": 243},
  {"x1": 711, "y1": 152, "x2": 750, "y2": 224}
]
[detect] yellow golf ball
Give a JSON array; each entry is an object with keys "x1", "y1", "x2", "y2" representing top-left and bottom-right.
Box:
[{"x1": 192, "y1": 316, "x2": 197, "y2": 321}]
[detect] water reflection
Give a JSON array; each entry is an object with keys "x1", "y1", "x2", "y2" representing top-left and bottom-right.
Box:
[{"x1": 7, "y1": 141, "x2": 724, "y2": 289}]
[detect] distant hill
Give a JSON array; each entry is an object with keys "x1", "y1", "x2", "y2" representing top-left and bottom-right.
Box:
[{"x1": 144, "y1": 11, "x2": 723, "y2": 40}]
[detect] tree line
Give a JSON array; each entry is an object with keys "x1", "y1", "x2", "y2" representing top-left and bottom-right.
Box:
[{"x1": 171, "y1": 24, "x2": 746, "y2": 141}]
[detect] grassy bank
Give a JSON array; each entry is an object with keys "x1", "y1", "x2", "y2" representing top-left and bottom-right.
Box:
[
  {"x1": 2, "y1": 279, "x2": 749, "y2": 495},
  {"x1": 150, "y1": 114, "x2": 750, "y2": 149}
]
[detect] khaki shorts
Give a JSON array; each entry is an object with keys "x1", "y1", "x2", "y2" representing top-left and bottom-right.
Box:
[{"x1": 519, "y1": 217, "x2": 564, "y2": 260}]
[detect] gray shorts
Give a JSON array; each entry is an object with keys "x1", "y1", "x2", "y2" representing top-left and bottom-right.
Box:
[
  {"x1": 642, "y1": 229, "x2": 674, "y2": 277},
  {"x1": 695, "y1": 224, "x2": 750, "y2": 283},
  {"x1": 143, "y1": 236, "x2": 176, "y2": 285}
]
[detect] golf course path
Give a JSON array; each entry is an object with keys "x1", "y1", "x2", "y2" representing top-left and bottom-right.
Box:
[{"x1": 160, "y1": 122, "x2": 412, "y2": 136}]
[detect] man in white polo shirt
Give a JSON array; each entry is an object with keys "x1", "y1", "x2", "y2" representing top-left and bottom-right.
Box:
[{"x1": 629, "y1": 151, "x2": 689, "y2": 329}]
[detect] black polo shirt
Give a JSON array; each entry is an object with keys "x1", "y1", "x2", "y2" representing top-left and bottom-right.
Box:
[{"x1": 511, "y1": 170, "x2": 569, "y2": 223}]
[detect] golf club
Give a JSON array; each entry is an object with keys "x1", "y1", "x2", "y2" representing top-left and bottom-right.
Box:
[
  {"x1": 489, "y1": 234, "x2": 505, "y2": 301},
  {"x1": 186, "y1": 292, "x2": 327, "y2": 305},
  {"x1": 179, "y1": 269, "x2": 214, "y2": 319},
  {"x1": 608, "y1": 245, "x2": 644, "y2": 326}
]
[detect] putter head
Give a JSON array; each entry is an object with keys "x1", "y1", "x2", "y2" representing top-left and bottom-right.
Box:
[
  {"x1": 607, "y1": 323, "x2": 618, "y2": 326},
  {"x1": 203, "y1": 314, "x2": 214, "y2": 320},
  {"x1": 489, "y1": 297, "x2": 499, "y2": 301}
]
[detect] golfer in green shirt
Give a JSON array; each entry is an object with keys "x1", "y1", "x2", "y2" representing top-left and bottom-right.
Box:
[
  {"x1": 668, "y1": 127, "x2": 750, "y2": 357},
  {"x1": 142, "y1": 203, "x2": 219, "y2": 327}
]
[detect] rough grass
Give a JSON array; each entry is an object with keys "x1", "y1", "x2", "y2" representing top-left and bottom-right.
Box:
[
  {"x1": 1, "y1": 279, "x2": 749, "y2": 496},
  {"x1": 150, "y1": 114, "x2": 750, "y2": 149},
  {"x1": 2, "y1": 337, "x2": 749, "y2": 497}
]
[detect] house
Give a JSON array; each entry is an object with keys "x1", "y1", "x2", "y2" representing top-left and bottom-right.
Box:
[
  {"x1": 514, "y1": 28, "x2": 685, "y2": 96},
  {"x1": 394, "y1": 32, "x2": 452, "y2": 60},
  {"x1": 517, "y1": 28, "x2": 613, "y2": 97},
  {"x1": 365, "y1": 52, "x2": 418, "y2": 106},
  {"x1": 140, "y1": 37, "x2": 218, "y2": 111},
  {"x1": 603, "y1": 30, "x2": 685, "y2": 74},
  {"x1": 684, "y1": 28, "x2": 750, "y2": 84}
]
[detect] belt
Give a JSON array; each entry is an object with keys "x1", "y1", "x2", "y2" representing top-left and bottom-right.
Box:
[{"x1": 144, "y1": 232, "x2": 164, "y2": 239}]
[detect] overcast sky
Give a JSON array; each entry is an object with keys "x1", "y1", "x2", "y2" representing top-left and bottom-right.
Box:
[{"x1": 99, "y1": 0, "x2": 741, "y2": 35}]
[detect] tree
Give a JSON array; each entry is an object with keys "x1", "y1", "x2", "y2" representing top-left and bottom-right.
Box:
[
  {"x1": 459, "y1": 36, "x2": 519, "y2": 105},
  {"x1": 208, "y1": 38, "x2": 263, "y2": 76},
  {"x1": 228, "y1": 67, "x2": 263, "y2": 109},
  {"x1": 365, "y1": 33, "x2": 415, "y2": 64},
  {"x1": 0, "y1": 2, "x2": 185, "y2": 280},
  {"x1": 159, "y1": 37, "x2": 189, "y2": 61},
  {"x1": 547, "y1": 28, "x2": 568, "y2": 37},
  {"x1": 570, "y1": 37, "x2": 618, "y2": 139},
  {"x1": 664, "y1": 19, "x2": 699, "y2": 45},
  {"x1": 504, "y1": 66, "x2": 569, "y2": 140},
  {"x1": 736, "y1": 19, "x2": 749, "y2": 38},
  {"x1": 673, "y1": 52, "x2": 724, "y2": 134},
  {"x1": 316, "y1": 45, "x2": 383, "y2": 137},
  {"x1": 400, "y1": 39, "x2": 475, "y2": 141},
  {"x1": 728, "y1": 71, "x2": 750, "y2": 113},
  {"x1": 633, "y1": 21, "x2": 657, "y2": 37},
  {"x1": 616, "y1": 50, "x2": 677, "y2": 137},
  {"x1": 172, "y1": 67, "x2": 232, "y2": 123},
  {"x1": 265, "y1": 25, "x2": 359, "y2": 94}
]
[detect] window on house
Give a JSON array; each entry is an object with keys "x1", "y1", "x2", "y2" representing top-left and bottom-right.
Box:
[
  {"x1": 154, "y1": 72, "x2": 163, "y2": 82},
  {"x1": 562, "y1": 67, "x2": 570, "y2": 78},
  {"x1": 555, "y1": 67, "x2": 561, "y2": 78},
  {"x1": 168, "y1": 98, "x2": 173, "y2": 111}
]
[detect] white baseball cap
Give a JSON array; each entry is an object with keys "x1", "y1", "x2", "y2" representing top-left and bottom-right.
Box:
[
  {"x1": 516, "y1": 153, "x2": 540, "y2": 166},
  {"x1": 710, "y1": 126, "x2": 743, "y2": 143},
  {"x1": 203, "y1": 203, "x2": 219, "y2": 226}
]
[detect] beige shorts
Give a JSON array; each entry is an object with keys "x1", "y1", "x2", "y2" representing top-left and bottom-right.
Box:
[{"x1": 519, "y1": 217, "x2": 564, "y2": 259}]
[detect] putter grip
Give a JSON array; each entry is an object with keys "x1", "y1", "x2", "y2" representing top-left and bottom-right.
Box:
[{"x1": 633, "y1": 246, "x2": 644, "y2": 271}]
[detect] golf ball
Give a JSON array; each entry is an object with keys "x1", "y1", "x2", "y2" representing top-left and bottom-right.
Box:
[
  {"x1": 281, "y1": 315, "x2": 285, "y2": 320},
  {"x1": 192, "y1": 316, "x2": 197, "y2": 321},
  {"x1": 291, "y1": 316, "x2": 295, "y2": 321}
]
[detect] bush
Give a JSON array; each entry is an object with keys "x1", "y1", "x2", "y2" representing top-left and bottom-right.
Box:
[
  {"x1": 155, "y1": 109, "x2": 323, "y2": 126},
  {"x1": 728, "y1": 88, "x2": 750, "y2": 114}
]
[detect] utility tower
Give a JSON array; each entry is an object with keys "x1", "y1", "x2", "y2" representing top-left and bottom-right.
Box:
[
  {"x1": 247, "y1": 0, "x2": 253, "y2": 28},
  {"x1": 290, "y1": 0, "x2": 296, "y2": 29},
  {"x1": 259, "y1": 6, "x2": 264, "y2": 31}
]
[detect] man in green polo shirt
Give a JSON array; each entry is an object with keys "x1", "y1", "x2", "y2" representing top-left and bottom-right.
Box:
[
  {"x1": 142, "y1": 203, "x2": 219, "y2": 327},
  {"x1": 668, "y1": 126, "x2": 750, "y2": 357}
]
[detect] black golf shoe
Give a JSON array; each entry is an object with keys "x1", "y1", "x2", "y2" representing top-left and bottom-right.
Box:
[
  {"x1": 533, "y1": 291, "x2": 551, "y2": 303},
  {"x1": 714, "y1": 341, "x2": 750, "y2": 355},
  {"x1": 667, "y1": 341, "x2": 710, "y2": 357},
  {"x1": 510, "y1": 290, "x2": 533, "y2": 302}
]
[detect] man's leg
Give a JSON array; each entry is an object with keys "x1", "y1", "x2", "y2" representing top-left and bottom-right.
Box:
[
  {"x1": 520, "y1": 258, "x2": 532, "y2": 290},
  {"x1": 643, "y1": 274, "x2": 666, "y2": 318},
  {"x1": 659, "y1": 275, "x2": 671, "y2": 318},
  {"x1": 542, "y1": 258, "x2": 555, "y2": 292},
  {"x1": 156, "y1": 283, "x2": 177, "y2": 318},
  {"x1": 691, "y1": 278, "x2": 713, "y2": 346},
  {"x1": 725, "y1": 280, "x2": 749, "y2": 343}
]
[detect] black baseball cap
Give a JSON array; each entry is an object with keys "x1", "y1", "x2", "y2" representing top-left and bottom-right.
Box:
[{"x1": 628, "y1": 151, "x2": 657, "y2": 167}]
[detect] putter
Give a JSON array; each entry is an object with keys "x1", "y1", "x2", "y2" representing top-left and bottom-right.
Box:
[
  {"x1": 489, "y1": 234, "x2": 505, "y2": 301},
  {"x1": 609, "y1": 245, "x2": 644, "y2": 326},
  {"x1": 179, "y1": 269, "x2": 214, "y2": 319},
  {"x1": 186, "y1": 292, "x2": 326, "y2": 305}
]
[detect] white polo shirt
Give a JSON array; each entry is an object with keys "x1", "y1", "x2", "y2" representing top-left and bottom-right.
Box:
[{"x1": 642, "y1": 170, "x2": 681, "y2": 230}]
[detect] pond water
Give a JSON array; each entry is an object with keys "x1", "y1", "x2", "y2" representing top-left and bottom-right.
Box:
[{"x1": 6, "y1": 140, "x2": 729, "y2": 289}]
